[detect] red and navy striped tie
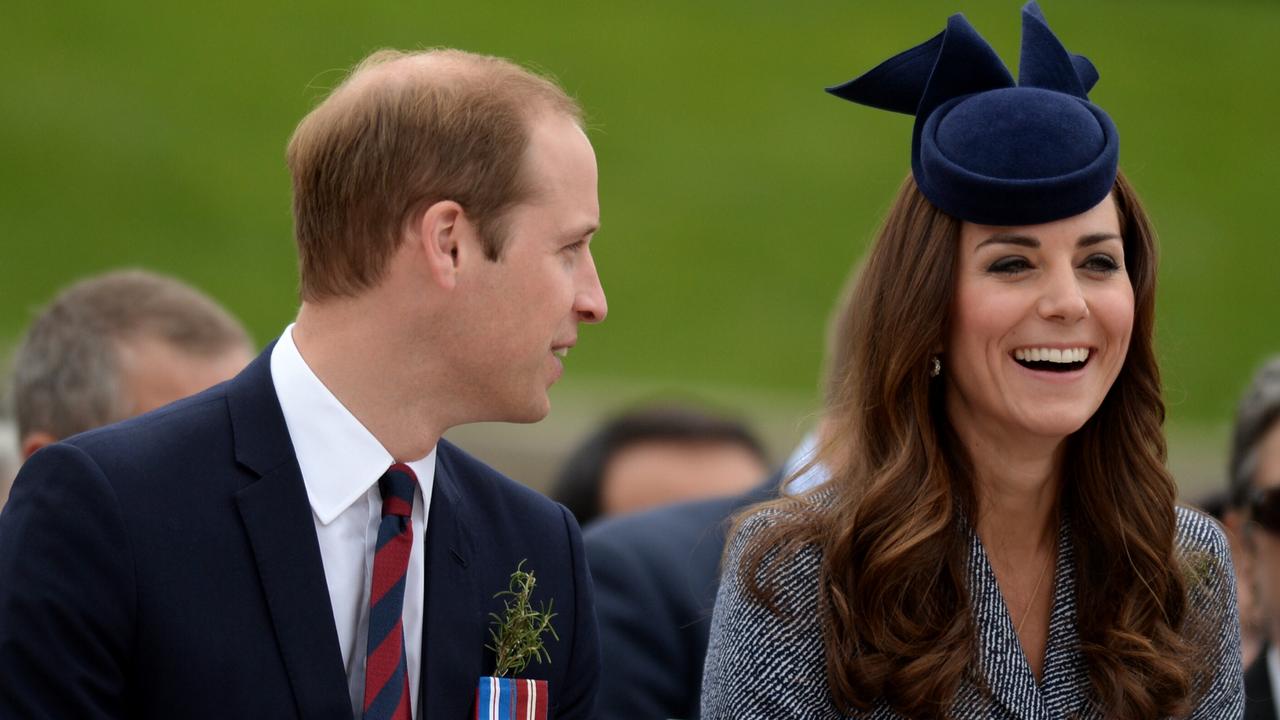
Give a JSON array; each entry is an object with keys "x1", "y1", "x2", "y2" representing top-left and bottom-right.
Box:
[{"x1": 363, "y1": 463, "x2": 417, "y2": 720}]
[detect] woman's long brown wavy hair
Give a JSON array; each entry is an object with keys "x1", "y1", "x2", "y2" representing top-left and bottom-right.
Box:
[{"x1": 736, "y1": 172, "x2": 1200, "y2": 718}]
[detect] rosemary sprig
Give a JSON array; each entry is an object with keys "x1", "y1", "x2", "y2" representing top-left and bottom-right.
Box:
[{"x1": 486, "y1": 559, "x2": 560, "y2": 677}]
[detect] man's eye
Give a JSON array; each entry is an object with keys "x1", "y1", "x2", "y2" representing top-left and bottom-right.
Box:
[
  {"x1": 987, "y1": 257, "x2": 1032, "y2": 274},
  {"x1": 1082, "y1": 254, "x2": 1121, "y2": 273}
]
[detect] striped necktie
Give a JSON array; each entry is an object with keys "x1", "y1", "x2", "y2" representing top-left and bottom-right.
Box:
[{"x1": 363, "y1": 463, "x2": 417, "y2": 720}]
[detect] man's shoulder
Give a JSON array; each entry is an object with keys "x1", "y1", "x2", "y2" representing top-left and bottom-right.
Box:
[
  {"x1": 585, "y1": 471, "x2": 780, "y2": 551},
  {"x1": 64, "y1": 382, "x2": 236, "y2": 471},
  {"x1": 436, "y1": 438, "x2": 570, "y2": 526},
  {"x1": 584, "y1": 491, "x2": 743, "y2": 560}
]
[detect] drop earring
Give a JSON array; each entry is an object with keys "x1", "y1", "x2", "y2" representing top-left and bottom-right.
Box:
[{"x1": 930, "y1": 356, "x2": 942, "y2": 378}]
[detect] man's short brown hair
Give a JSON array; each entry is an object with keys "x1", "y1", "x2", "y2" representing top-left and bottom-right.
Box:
[
  {"x1": 287, "y1": 48, "x2": 584, "y2": 301},
  {"x1": 10, "y1": 269, "x2": 251, "y2": 441}
]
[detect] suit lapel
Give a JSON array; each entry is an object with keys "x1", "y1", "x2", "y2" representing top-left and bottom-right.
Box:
[
  {"x1": 419, "y1": 447, "x2": 481, "y2": 719},
  {"x1": 229, "y1": 346, "x2": 352, "y2": 720}
]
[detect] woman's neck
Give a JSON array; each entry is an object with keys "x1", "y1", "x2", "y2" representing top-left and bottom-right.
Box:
[{"x1": 955, "y1": 420, "x2": 1064, "y2": 559}]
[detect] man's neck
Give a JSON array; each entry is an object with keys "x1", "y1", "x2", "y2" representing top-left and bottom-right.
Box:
[{"x1": 292, "y1": 301, "x2": 448, "y2": 462}]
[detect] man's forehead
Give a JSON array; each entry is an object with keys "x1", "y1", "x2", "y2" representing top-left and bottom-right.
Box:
[{"x1": 1256, "y1": 421, "x2": 1280, "y2": 488}]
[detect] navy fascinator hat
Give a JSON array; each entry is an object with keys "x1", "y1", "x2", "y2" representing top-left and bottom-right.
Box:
[{"x1": 827, "y1": 2, "x2": 1118, "y2": 226}]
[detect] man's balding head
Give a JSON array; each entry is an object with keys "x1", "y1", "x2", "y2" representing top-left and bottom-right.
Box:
[
  {"x1": 11, "y1": 269, "x2": 253, "y2": 459},
  {"x1": 287, "y1": 48, "x2": 584, "y2": 302}
]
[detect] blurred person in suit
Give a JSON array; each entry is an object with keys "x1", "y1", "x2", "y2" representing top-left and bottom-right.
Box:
[
  {"x1": 0, "y1": 418, "x2": 16, "y2": 508},
  {"x1": 1226, "y1": 356, "x2": 1280, "y2": 720},
  {"x1": 581, "y1": 271, "x2": 856, "y2": 719},
  {"x1": 9, "y1": 269, "x2": 254, "y2": 464},
  {"x1": 0, "y1": 48, "x2": 605, "y2": 719},
  {"x1": 551, "y1": 405, "x2": 769, "y2": 529}
]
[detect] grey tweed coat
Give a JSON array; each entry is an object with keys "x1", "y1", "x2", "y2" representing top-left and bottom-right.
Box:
[{"x1": 700, "y1": 505, "x2": 1243, "y2": 719}]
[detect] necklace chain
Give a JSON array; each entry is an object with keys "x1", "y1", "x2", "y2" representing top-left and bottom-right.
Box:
[{"x1": 1015, "y1": 552, "x2": 1053, "y2": 636}]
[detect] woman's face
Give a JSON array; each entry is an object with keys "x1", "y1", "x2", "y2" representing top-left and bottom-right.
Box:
[{"x1": 945, "y1": 195, "x2": 1134, "y2": 443}]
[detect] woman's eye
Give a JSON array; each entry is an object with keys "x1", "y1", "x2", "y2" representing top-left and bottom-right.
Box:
[
  {"x1": 1082, "y1": 254, "x2": 1121, "y2": 273},
  {"x1": 987, "y1": 257, "x2": 1032, "y2": 274}
]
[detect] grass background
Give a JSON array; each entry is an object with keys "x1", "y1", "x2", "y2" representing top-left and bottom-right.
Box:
[{"x1": 2, "y1": 1, "x2": 1277, "y2": 492}]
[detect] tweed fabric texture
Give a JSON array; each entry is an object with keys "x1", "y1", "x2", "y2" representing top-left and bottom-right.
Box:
[{"x1": 700, "y1": 505, "x2": 1244, "y2": 719}]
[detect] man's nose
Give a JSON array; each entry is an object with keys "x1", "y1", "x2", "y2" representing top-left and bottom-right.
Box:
[{"x1": 575, "y1": 251, "x2": 607, "y2": 324}]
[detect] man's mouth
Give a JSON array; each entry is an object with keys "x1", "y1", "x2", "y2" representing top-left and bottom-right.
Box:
[
  {"x1": 1012, "y1": 346, "x2": 1090, "y2": 373},
  {"x1": 552, "y1": 347, "x2": 570, "y2": 359}
]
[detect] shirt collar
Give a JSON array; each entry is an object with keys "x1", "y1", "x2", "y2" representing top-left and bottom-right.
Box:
[{"x1": 270, "y1": 323, "x2": 436, "y2": 525}]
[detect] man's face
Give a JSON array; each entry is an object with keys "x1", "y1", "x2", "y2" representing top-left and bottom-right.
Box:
[
  {"x1": 452, "y1": 112, "x2": 606, "y2": 423},
  {"x1": 1248, "y1": 421, "x2": 1280, "y2": 642},
  {"x1": 600, "y1": 440, "x2": 768, "y2": 518},
  {"x1": 116, "y1": 335, "x2": 253, "y2": 417}
]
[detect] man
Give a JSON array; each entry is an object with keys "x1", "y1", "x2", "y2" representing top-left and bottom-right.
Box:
[
  {"x1": 0, "y1": 48, "x2": 605, "y2": 720},
  {"x1": 9, "y1": 269, "x2": 254, "y2": 461},
  {"x1": 551, "y1": 405, "x2": 770, "y2": 528},
  {"x1": 0, "y1": 418, "x2": 15, "y2": 507},
  {"x1": 1226, "y1": 357, "x2": 1280, "y2": 720}
]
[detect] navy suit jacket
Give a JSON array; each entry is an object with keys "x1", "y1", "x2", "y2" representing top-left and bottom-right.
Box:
[
  {"x1": 0, "y1": 347, "x2": 600, "y2": 720},
  {"x1": 1245, "y1": 647, "x2": 1276, "y2": 720},
  {"x1": 582, "y1": 474, "x2": 779, "y2": 720}
]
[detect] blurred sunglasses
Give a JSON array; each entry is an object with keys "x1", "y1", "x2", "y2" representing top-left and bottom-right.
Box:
[{"x1": 1249, "y1": 486, "x2": 1280, "y2": 534}]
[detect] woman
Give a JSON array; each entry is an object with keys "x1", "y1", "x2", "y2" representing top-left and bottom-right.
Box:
[{"x1": 700, "y1": 4, "x2": 1243, "y2": 719}]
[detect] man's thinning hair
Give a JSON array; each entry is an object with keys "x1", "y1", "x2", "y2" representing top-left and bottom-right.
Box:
[
  {"x1": 287, "y1": 48, "x2": 585, "y2": 302},
  {"x1": 10, "y1": 269, "x2": 251, "y2": 441}
]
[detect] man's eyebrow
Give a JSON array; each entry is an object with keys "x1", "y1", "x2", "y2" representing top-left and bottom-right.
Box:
[{"x1": 566, "y1": 223, "x2": 599, "y2": 241}]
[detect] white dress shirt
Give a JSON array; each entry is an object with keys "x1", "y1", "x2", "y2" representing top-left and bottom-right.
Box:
[
  {"x1": 271, "y1": 324, "x2": 435, "y2": 720},
  {"x1": 782, "y1": 432, "x2": 829, "y2": 495}
]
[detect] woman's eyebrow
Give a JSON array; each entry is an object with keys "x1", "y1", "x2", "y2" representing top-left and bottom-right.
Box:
[
  {"x1": 975, "y1": 233, "x2": 1038, "y2": 251},
  {"x1": 1079, "y1": 232, "x2": 1121, "y2": 247},
  {"x1": 974, "y1": 231, "x2": 1122, "y2": 252}
]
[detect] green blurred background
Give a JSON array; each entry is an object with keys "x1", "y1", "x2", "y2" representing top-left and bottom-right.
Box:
[{"x1": 3, "y1": 0, "x2": 1277, "y2": 492}]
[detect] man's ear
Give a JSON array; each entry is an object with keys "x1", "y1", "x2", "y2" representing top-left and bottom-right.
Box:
[
  {"x1": 412, "y1": 200, "x2": 471, "y2": 290},
  {"x1": 20, "y1": 431, "x2": 57, "y2": 461}
]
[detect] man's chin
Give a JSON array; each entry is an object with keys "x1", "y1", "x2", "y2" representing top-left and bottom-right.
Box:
[{"x1": 504, "y1": 396, "x2": 552, "y2": 425}]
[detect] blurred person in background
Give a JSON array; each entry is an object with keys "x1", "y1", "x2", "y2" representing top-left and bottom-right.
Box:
[
  {"x1": 10, "y1": 269, "x2": 253, "y2": 462},
  {"x1": 1226, "y1": 356, "x2": 1280, "y2": 719},
  {"x1": 0, "y1": 419, "x2": 15, "y2": 508},
  {"x1": 551, "y1": 405, "x2": 769, "y2": 528},
  {"x1": 1203, "y1": 483, "x2": 1264, "y2": 669},
  {"x1": 582, "y1": 272, "x2": 857, "y2": 719}
]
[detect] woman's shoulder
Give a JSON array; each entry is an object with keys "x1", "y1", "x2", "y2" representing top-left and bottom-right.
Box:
[
  {"x1": 724, "y1": 491, "x2": 834, "y2": 609},
  {"x1": 1172, "y1": 505, "x2": 1237, "y2": 614},
  {"x1": 1173, "y1": 504, "x2": 1231, "y2": 563}
]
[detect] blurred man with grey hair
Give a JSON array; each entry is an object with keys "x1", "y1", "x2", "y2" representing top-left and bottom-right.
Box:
[
  {"x1": 10, "y1": 269, "x2": 254, "y2": 461},
  {"x1": 1223, "y1": 356, "x2": 1280, "y2": 719},
  {"x1": 0, "y1": 418, "x2": 16, "y2": 507}
]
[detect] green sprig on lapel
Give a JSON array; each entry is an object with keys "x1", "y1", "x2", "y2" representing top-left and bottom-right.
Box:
[{"x1": 486, "y1": 560, "x2": 559, "y2": 677}]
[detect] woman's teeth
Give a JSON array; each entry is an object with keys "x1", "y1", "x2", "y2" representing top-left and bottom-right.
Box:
[{"x1": 1013, "y1": 347, "x2": 1089, "y2": 364}]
